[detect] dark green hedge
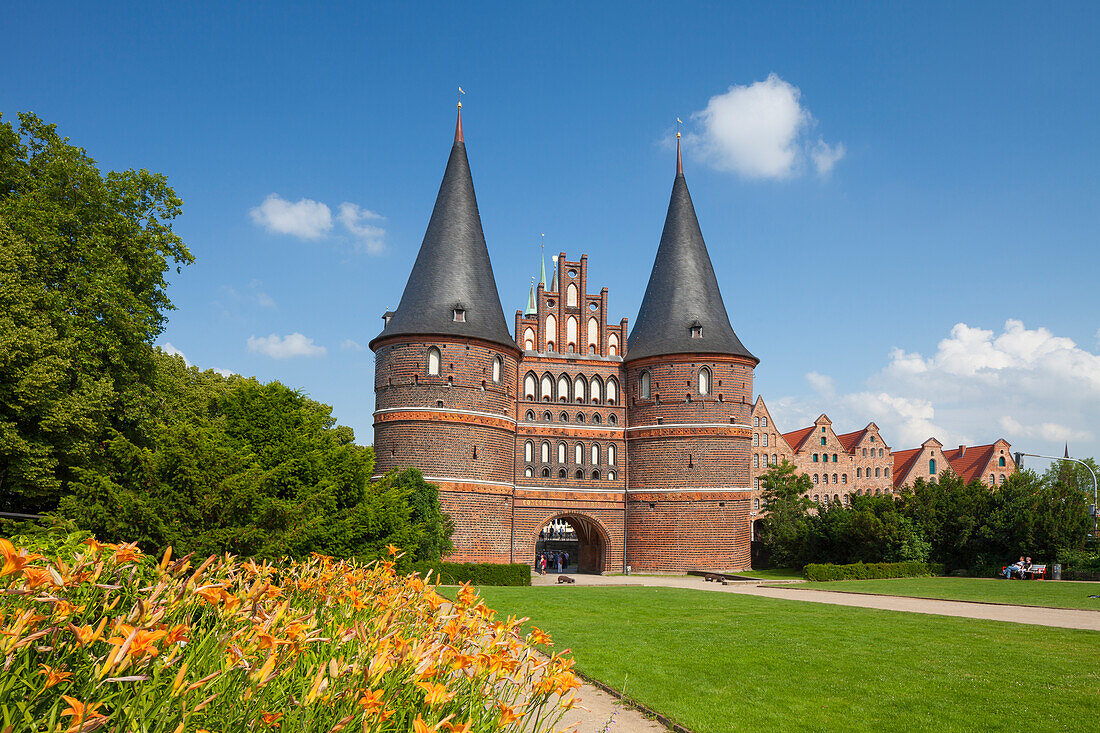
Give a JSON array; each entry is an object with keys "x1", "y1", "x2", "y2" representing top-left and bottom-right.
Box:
[
  {"x1": 803, "y1": 561, "x2": 942, "y2": 581},
  {"x1": 410, "y1": 562, "x2": 531, "y2": 586}
]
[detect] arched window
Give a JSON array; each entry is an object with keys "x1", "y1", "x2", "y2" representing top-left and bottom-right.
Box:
[
  {"x1": 608, "y1": 414, "x2": 617, "y2": 425},
  {"x1": 772, "y1": 454, "x2": 777, "y2": 465},
  {"x1": 990, "y1": 473, "x2": 995, "y2": 484},
  {"x1": 592, "y1": 413, "x2": 601, "y2": 424},
  {"x1": 592, "y1": 470, "x2": 600, "y2": 480},
  {"x1": 566, "y1": 316, "x2": 578, "y2": 352},
  {"x1": 576, "y1": 412, "x2": 585, "y2": 423},
  {"x1": 842, "y1": 474, "x2": 848, "y2": 484},
  {"x1": 608, "y1": 470, "x2": 616, "y2": 481},
  {"x1": 762, "y1": 417, "x2": 768, "y2": 427},
  {"x1": 543, "y1": 411, "x2": 552, "y2": 421},
  {"x1": 753, "y1": 454, "x2": 759, "y2": 469},
  {"x1": 879, "y1": 448, "x2": 884, "y2": 458},
  {"x1": 560, "y1": 411, "x2": 568, "y2": 422},
  {"x1": 427, "y1": 347, "x2": 441, "y2": 376},
  {"x1": 875, "y1": 467, "x2": 881, "y2": 477},
  {"x1": 822, "y1": 474, "x2": 829, "y2": 484},
  {"x1": 590, "y1": 376, "x2": 602, "y2": 404},
  {"x1": 639, "y1": 371, "x2": 651, "y2": 399},
  {"x1": 587, "y1": 317, "x2": 599, "y2": 351},
  {"x1": 541, "y1": 442, "x2": 550, "y2": 463},
  {"x1": 608, "y1": 444, "x2": 616, "y2": 465},
  {"x1": 763, "y1": 454, "x2": 769, "y2": 467},
  {"x1": 557, "y1": 374, "x2": 570, "y2": 402},
  {"x1": 523, "y1": 327, "x2": 535, "y2": 351},
  {"x1": 606, "y1": 378, "x2": 618, "y2": 405},
  {"x1": 574, "y1": 375, "x2": 586, "y2": 403},
  {"x1": 833, "y1": 474, "x2": 838, "y2": 484},
  {"x1": 525, "y1": 409, "x2": 535, "y2": 421},
  {"x1": 491, "y1": 356, "x2": 502, "y2": 384},
  {"x1": 575, "y1": 443, "x2": 583, "y2": 464},
  {"x1": 575, "y1": 469, "x2": 584, "y2": 479},
  {"x1": 929, "y1": 459, "x2": 936, "y2": 475},
  {"x1": 885, "y1": 467, "x2": 890, "y2": 477},
  {"x1": 763, "y1": 434, "x2": 769, "y2": 447},
  {"x1": 566, "y1": 283, "x2": 578, "y2": 306},
  {"x1": 558, "y1": 442, "x2": 567, "y2": 463},
  {"x1": 999, "y1": 456, "x2": 1006, "y2": 467},
  {"x1": 813, "y1": 474, "x2": 819, "y2": 484},
  {"x1": 542, "y1": 468, "x2": 550, "y2": 478},
  {"x1": 524, "y1": 467, "x2": 533, "y2": 478},
  {"x1": 813, "y1": 495, "x2": 820, "y2": 502},
  {"x1": 608, "y1": 333, "x2": 619, "y2": 356},
  {"x1": 545, "y1": 314, "x2": 556, "y2": 351},
  {"x1": 559, "y1": 469, "x2": 566, "y2": 479},
  {"x1": 524, "y1": 373, "x2": 537, "y2": 400},
  {"x1": 524, "y1": 441, "x2": 533, "y2": 462},
  {"x1": 698, "y1": 367, "x2": 711, "y2": 395},
  {"x1": 754, "y1": 434, "x2": 760, "y2": 447},
  {"x1": 857, "y1": 468, "x2": 862, "y2": 478}
]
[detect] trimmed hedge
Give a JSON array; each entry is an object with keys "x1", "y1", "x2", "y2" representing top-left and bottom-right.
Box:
[
  {"x1": 803, "y1": 561, "x2": 942, "y2": 582},
  {"x1": 410, "y1": 561, "x2": 532, "y2": 586}
]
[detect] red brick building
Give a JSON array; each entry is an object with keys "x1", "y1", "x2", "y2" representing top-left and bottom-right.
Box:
[
  {"x1": 371, "y1": 114, "x2": 757, "y2": 573},
  {"x1": 892, "y1": 438, "x2": 1016, "y2": 488}
]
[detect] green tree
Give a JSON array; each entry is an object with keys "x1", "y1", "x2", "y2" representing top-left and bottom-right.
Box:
[
  {"x1": 0, "y1": 113, "x2": 192, "y2": 510},
  {"x1": 756, "y1": 460, "x2": 814, "y2": 567}
]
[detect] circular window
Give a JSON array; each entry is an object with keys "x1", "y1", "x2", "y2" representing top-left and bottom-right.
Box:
[
  {"x1": 547, "y1": 300, "x2": 555, "y2": 307},
  {"x1": 589, "y1": 302, "x2": 599, "y2": 310},
  {"x1": 568, "y1": 269, "x2": 577, "y2": 277}
]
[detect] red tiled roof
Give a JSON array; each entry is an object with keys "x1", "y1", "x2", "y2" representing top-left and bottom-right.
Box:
[
  {"x1": 836, "y1": 428, "x2": 868, "y2": 454},
  {"x1": 782, "y1": 426, "x2": 816, "y2": 452},
  {"x1": 941, "y1": 443, "x2": 999, "y2": 483},
  {"x1": 892, "y1": 447, "x2": 923, "y2": 487}
]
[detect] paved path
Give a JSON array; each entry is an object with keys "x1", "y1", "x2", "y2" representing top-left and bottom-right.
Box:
[
  {"x1": 558, "y1": 683, "x2": 667, "y2": 733},
  {"x1": 531, "y1": 572, "x2": 1100, "y2": 631}
]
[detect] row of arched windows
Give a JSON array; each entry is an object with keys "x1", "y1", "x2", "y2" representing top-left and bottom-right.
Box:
[
  {"x1": 523, "y1": 372, "x2": 618, "y2": 405},
  {"x1": 856, "y1": 467, "x2": 889, "y2": 478},
  {"x1": 524, "y1": 440, "x2": 618, "y2": 466},
  {"x1": 862, "y1": 447, "x2": 885, "y2": 457},
  {"x1": 753, "y1": 417, "x2": 769, "y2": 427},
  {"x1": 637, "y1": 367, "x2": 713, "y2": 398},
  {"x1": 425, "y1": 348, "x2": 503, "y2": 384},
  {"x1": 521, "y1": 319, "x2": 620, "y2": 356},
  {"x1": 524, "y1": 409, "x2": 618, "y2": 425}
]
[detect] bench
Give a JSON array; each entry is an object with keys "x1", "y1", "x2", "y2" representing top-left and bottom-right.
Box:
[{"x1": 1001, "y1": 564, "x2": 1047, "y2": 579}]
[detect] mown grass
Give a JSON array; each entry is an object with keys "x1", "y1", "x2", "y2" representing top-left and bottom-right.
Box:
[
  {"x1": 779, "y1": 577, "x2": 1100, "y2": 610},
  {"x1": 464, "y1": 586, "x2": 1100, "y2": 732}
]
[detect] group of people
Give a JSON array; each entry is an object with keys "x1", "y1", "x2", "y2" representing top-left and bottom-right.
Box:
[
  {"x1": 537, "y1": 551, "x2": 570, "y2": 574},
  {"x1": 1003, "y1": 556, "x2": 1036, "y2": 579}
]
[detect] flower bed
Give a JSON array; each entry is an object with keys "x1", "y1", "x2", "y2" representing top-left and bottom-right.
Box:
[{"x1": 0, "y1": 535, "x2": 578, "y2": 732}]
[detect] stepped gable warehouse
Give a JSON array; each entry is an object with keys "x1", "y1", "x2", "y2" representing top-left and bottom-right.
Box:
[{"x1": 371, "y1": 111, "x2": 758, "y2": 573}]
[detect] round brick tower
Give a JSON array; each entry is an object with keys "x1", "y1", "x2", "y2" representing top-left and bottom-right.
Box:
[
  {"x1": 370, "y1": 108, "x2": 521, "y2": 563},
  {"x1": 623, "y1": 136, "x2": 759, "y2": 572}
]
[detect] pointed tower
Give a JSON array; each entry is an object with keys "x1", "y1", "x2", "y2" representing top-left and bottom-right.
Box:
[
  {"x1": 371, "y1": 107, "x2": 519, "y2": 564},
  {"x1": 624, "y1": 133, "x2": 759, "y2": 572}
]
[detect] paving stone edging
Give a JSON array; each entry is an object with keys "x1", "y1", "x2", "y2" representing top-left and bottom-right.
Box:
[{"x1": 572, "y1": 669, "x2": 692, "y2": 733}]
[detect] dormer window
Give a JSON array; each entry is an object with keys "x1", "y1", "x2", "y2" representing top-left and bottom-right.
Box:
[
  {"x1": 382, "y1": 310, "x2": 395, "y2": 325},
  {"x1": 452, "y1": 305, "x2": 466, "y2": 323},
  {"x1": 690, "y1": 320, "x2": 703, "y2": 339}
]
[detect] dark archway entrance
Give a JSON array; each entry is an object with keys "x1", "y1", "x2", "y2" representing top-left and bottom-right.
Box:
[{"x1": 534, "y1": 513, "x2": 607, "y2": 574}]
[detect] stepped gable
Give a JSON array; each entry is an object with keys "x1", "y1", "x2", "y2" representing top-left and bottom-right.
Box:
[
  {"x1": 370, "y1": 109, "x2": 515, "y2": 351},
  {"x1": 626, "y1": 138, "x2": 756, "y2": 363},
  {"x1": 941, "y1": 443, "x2": 997, "y2": 483}
]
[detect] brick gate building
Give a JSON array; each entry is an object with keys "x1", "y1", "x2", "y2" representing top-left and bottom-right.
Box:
[{"x1": 370, "y1": 110, "x2": 758, "y2": 572}]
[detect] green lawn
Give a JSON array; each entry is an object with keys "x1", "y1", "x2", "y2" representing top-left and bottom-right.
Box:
[
  {"x1": 463, "y1": 586, "x2": 1100, "y2": 732},
  {"x1": 776, "y1": 577, "x2": 1100, "y2": 610}
]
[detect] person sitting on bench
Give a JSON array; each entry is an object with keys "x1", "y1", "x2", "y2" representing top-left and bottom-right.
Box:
[{"x1": 1004, "y1": 556, "x2": 1024, "y2": 579}]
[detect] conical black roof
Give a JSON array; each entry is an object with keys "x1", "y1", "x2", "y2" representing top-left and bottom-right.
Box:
[
  {"x1": 626, "y1": 165, "x2": 757, "y2": 364},
  {"x1": 371, "y1": 120, "x2": 515, "y2": 352}
]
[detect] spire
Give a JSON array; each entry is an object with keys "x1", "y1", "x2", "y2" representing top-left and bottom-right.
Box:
[
  {"x1": 524, "y1": 279, "x2": 537, "y2": 316},
  {"x1": 1065, "y1": 442, "x2": 1071, "y2": 459},
  {"x1": 370, "y1": 110, "x2": 514, "y2": 352},
  {"x1": 538, "y1": 234, "x2": 547, "y2": 289},
  {"x1": 626, "y1": 141, "x2": 756, "y2": 364},
  {"x1": 676, "y1": 130, "x2": 683, "y2": 177},
  {"x1": 550, "y1": 255, "x2": 559, "y2": 292}
]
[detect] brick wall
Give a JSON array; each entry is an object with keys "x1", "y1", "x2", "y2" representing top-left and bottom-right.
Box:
[{"x1": 626, "y1": 492, "x2": 752, "y2": 571}]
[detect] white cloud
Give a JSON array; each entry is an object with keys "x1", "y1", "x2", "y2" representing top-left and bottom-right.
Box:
[
  {"x1": 770, "y1": 320, "x2": 1100, "y2": 458},
  {"x1": 212, "y1": 367, "x2": 235, "y2": 378},
  {"x1": 247, "y1": 333, "x2": 327, "y2": 359},
  {"x1": 250, "y1": 194, "x2": 332, "y2": 239},
  {"x1": 337, "y1": 203, "x2": 386, "y2": 254},
  {"x1": 250, "y1": 280, "x2": 276, "y2": 309},
  {"x1": 340, "y1": 339, "x2": 366, "y2": 352},
  {"x1": 160, "y1": 342, "x2": 191, "y2": 366},
  {"x1": 687, "y1": 74, "x2": 843, "y2": 180}
]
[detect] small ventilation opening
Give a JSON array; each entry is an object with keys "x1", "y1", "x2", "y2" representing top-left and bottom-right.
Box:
[
  {"x1": 436, "y1": 400, "x2": 444, "y2": 407},
  {"x1": 452, "y1": 307, "x2": 466, "y2": 323}
]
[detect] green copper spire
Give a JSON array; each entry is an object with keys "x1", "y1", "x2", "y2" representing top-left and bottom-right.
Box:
[{"x1": 524, "y1": 279, "x2": 537, "y2": 316}]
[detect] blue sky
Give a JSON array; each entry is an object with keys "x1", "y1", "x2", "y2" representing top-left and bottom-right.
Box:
[{"x1": 5, "y1": 2, "x2": 1099, "y2": 466}]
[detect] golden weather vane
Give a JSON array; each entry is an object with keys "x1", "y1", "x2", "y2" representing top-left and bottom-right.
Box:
[
  {"x1": 458, "y1": 86, "x2": 465, "y2": 110},
  {"x1": 676, "y1": 116, "x2": 683, "y2": 139}
]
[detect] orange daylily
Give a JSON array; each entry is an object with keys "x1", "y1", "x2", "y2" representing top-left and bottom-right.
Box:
[
  {"x1": 358, "y1": 688, "x2": 385, "y2": 714},
  {"x1": 416, "y1": 681, "x2": 455, "y2": 707},
  {"x1": 59, "y1": 696, "x2": 106, "y2": 733},
  {"x1": 497, "y1": 703, "x2": 522, "y2": 726},
  {"x1": 527, "y1": 627, "x2": 553, "y2": 646},
  {"x1": 259, "y1": 711, "x2": 283, "y2": 728},
  {"x1": 0, "y1": 538, "x2": 42, "y2": 578},
  {"x1": 38, "y1": 664, "x2": 72, "y2": 689},
  {"x1": 111, "y1": 542, "x2": 143, "y2": 565}
]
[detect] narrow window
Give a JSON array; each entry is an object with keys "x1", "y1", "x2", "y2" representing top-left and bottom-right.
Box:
[
  {"x1": 606, "y1": 378, "x2": 618, "y2": 405},
  {"x1": 523, "y1": 327, "x2": 535, "y2": 351},
  {"x1": 541, "y1": 374, "x2": 553, "y2": 401},
  {"x1": 690, "y1": 322, "x2": 702, "y2": 338},
  {"x1": 560, "y1": 411, "x2": 568, "y2": 422},
  {"x1": 608, "y1": 414, "x2": 617, "y2": 425},
  {"x1": 929, "y1": 459, "x2": 937, "y2": 475},
  {"x1": 590, "y1": 376, "x2": 602, "y2": 404},
  {"x1": 541, "y1": 442, "x2": 550, "y2": 463},
  {"x1": 754, "y1": 434, "x2": 760, "y2": 447},
  {"x1": 763, "y1": 454, "x2": 769, "y2": 467},
  {"x1": 593, "y1": 413, "x2": 601, "y2": 424},
  {"x1": 833, "y1": 474, "x2": 838, "y2": 483},
  {"x1": 427, "y1": 347, "x2": 441, "y2": 376},
  {"x1": 576, "y1": 412, "x2": 585, "y2": 423},
  {"x1": 575, "y1": 469, "x2": 584, "y2": 479},
  {"x1": 813, "y1": 453, "x2": 819, "y2": 462},
  {"x1": 608, "y1": 444, "x2": 616, "y2": 465},
  {"x1": 587, "y1": 317, "x2": 599, "y2": 351},
  {"x1": 557, "y1": 374, "x2": 569, "y2": 402},
  {"x1": 763, "y1": 433, "x2": 769, "y2": 447},
  {"x1": 566, "y1": 283, "x2": 578, "y2": 306},
  {"x1": 999, "y1": 456, "x2": 1006, "y2": 467},
  {"x1": 639, "y1": 371, "x2": 651, "y2": 399},
  {"x1": 524, "y1": 373, "x2": 537, "y2": 400},
  {"x1": 492, "y1": 356, "x2": 502, "y2": 384},
  {"x1": 559, "y1": 469, "x2": 566, "y2": 479},
  {"x1": 753, "y1": 454, "x2": 759, "y2": 469},
  {"x1": 698, "y1": 367, "x2": 711, "y2": 395},
  {"x1": 608, "y1": 333, "x2": 619, "y2": 356},
  {"x1": 879, "y1": 448, "x2": 884, "y2": 458},
  {"x1": 525, "y1": 441, "x2": 533, "y2": 462},
  {"x1": 875, "y1": 467, "x2": 881, "y2": 477},
  {"x1": 813, "y1": 474, "x2": 819, "y2": 484},
  {"x1": 754, "y1": 417, "x2": 760, "y2": 427},
  {"x1": 592, "y1": 470, "x2": 600, "y2": 480},
  {"x1": 525, "y1": 409, "x2": 535, "y2": 421},
  {"x1": 542, "y1": 468, "x2": 550, "y2": 478},
  {"x1": 608, "y1": 470, "x2": 616, "y2": 480},
  {"x1": 857, "y1": 467, "x2": 862, "y2": 478},
  {"x1": 524, "y1": 467, "x2": 533, "y2": 478},
  {"x1": 820, "y1": 437, "x2": 826, "y2": 446},
  {"x1": 823, "y1": 474, "x2": 829, "y2": 484},
  {"x1": 753, "y1": 498, "x2": 760, "y2": 511},
  {"x1": 575, "y1": 443, "x2": 583, "y2": 464},
  {"x1": 833, "y1": 454, "x2": 837, "y2": 462},
  {"x1": 558, "y1": 442, "x2": 566, "y2": 463},
  {"x1": 842, "y1": 474, "x2": 848, "y2": 484},
  {"x1": 762, "y1": 417, "x2": 768, "y2": 427},
  {"x1": 574, "y1": 375, "x2": 586, "y2": 403}
]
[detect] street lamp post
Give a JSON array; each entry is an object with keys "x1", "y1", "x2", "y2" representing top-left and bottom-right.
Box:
[{"x1": 1020, "y1": 452, "x2": 1099, "y2": 534}]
